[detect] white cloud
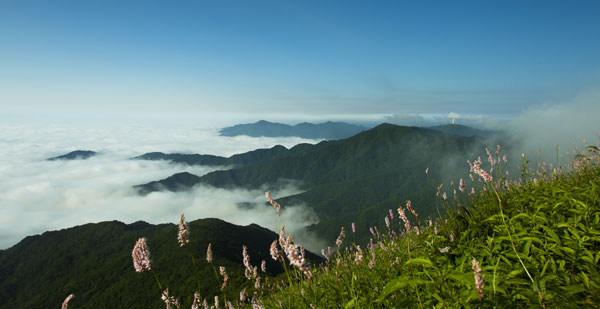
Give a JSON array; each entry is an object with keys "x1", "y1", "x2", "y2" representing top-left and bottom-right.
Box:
[
  {"x1": 0, "y1": 120, "x2": 325, "y2": 251},
  {"x1": 502, "y1": 89, "x2": 600, "y2": 161}
]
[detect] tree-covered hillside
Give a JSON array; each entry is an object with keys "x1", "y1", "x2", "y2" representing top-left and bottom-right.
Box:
[
  {"x1": 136, "y1": 124, "x2": 494, "y2": 246},
  {"x1": 0, "y1": 218, "x2": 321, "y2": 308}
]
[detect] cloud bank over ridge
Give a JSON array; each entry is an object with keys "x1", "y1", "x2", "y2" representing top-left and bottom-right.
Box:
[{"x1": 0, "y1": 121, "x2": 324, "y2": 250}]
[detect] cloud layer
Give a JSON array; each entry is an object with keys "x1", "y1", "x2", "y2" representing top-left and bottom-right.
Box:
[{"x1": 0, "y1": 120, "x2": 323, "y2": 250}]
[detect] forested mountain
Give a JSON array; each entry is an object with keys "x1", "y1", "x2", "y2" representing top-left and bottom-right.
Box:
[
  {"x1": 136, "y1": 124, "x2": 492, "y2": 245},
  {"x1": 219, "y1": 120, "x2": 368, "y2": 139},
  {"x1": 133, "y1": 144, "x2": 295, "y2": 167},
  {"x1": 0, "y1": 218, "x2": 321, "y2": 308}
]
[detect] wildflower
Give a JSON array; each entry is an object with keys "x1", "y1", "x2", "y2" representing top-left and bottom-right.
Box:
[
  {"x1": 472, "y1": 258, "x2": 484, "y2": 300},
  {"x1": 436, "y1": 183, "x2": 443, "y2": 196},
  {"x1": 406, "y1": 200, "x2": 418, "y2": 221},
  {"x1": 177, "y1": 213, "x2": 189, "y2": 247},
  {"x1": 369, "y1": 238, "x2": 374, "y2": 249},
  {"x1": 425, "y1": 167, "x2": 429, "y2": 175},
  {"x1": 385, "y1": 215, "x2": 390, "y2": 229},
  {"x1": 369, "y1": 227, "x2": 376, "y2": 237},
  {"x1": 270, "y1": 240, "x2": 278, "y2": 261},
  {"x1": 227, "y1": 301, "x2": 234, "y2": 309},
  {"x1": 265, "y1": 190, "x2": 281, "y2": 216},
  {"x1": 284, "y1": 243, "x2": 311, "y2": 278},
  {"x1": 434, "y1": 225, "x2": 438, "y2": 235},
  {"x1": 219, "y1": 266, "x2": 228, "y2": 292},
  {"x1": 354, "y1": 245, "x2": 363, "y2": 264},
  {"x1": 321, "y1": 248, "x2": 329, "y2": 262},
  {"x1": 442, "y1": 192, "x2": 447, "y2": 200},
  {"x1": 503, "y1": 154, "x2": 507, "y2": 163},
  {"x1": 202, "y1": 298, "x2": 208, "y2": 309},
  {"x1": 397, "y1": 206, "x2": 411, "y2": 232},
  {"x1": 486, "y1": 147, "x2": 494, "y2": 165},
  {"x1": 449, "y1": 233, "x2": 455, "y2": 242},
  {"x1": 132, "y1": 237, "x2": 151, "y2": 272},
  {"x1": 388, "y1": 209, "x2": 394, "y2": 220},
  {"x1": 254, "y1": 275, "x2": 261, "y2": 289},
  {"x1": 261, "y1": 260, "x2": 266, "y2": 272},
  {"x1": 214, "y1": 296, "x2": 220, "y2": 309},
  {"x1": 459, "y1": 178, "x2": 466, "y2": 192},
  {"x1": 352, "y1": 222, "x2": 356, "y2": 233},
  {"x1": 191, "y1": 292, "x2": 200, "y2": 309},
  {"x1": 240, "y1": 288, "x2": 246, "y2": 302},
  {"x1": 496, "y1": 144, "x2": 501, "y2": 155},
  {"x1": 472, "y1": 160, "x2": 493, "y2": 183},
  {"x1": 328, "y1": 246, "x2": 332, "y2": 256},
  {"x1": 368, "y1": 252, "x2": 376, "y2": 269},
  {"x1": 161, "y1": 289, "x2": 180, "y2": 309},
  {"x1": 61, "y1": 294, "x2": 74, "y2": 309},
  {"x1": 438, "y1": 246, "x2": 450, "y2": 253},
  {"x1": 278, "y1": 226, "x2": 287, "y2": 248},
  {"x1": 336, "y1": 227, "x2": 345, "y2": 248},
  {"x1": 242, "y1": 245, "x2": 253, "y2": 280},
  {"x1": 206, "y1": 243, "x2": 213, "y2": 263}
]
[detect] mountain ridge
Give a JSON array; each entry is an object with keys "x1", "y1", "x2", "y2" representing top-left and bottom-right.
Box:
[
  {"x1": 135, "y1": 123, "x2": 490, "y2": 245},
  {"x1": 0, "y1": 218, "x2": 322, "y2": 307},
  {"x1": 219, "y1": 120, "x2": 368, "y2": 139}
]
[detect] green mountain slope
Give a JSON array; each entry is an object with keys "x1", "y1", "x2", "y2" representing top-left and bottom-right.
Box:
[
  {"x1": 0, "y1": 218, "x2": 320, "y2": 308},
  {"x1": 258, "y1": 146, "x2": 600, "y2": 308},
  {"x1": 136, "y1": 124, "x2": 490, "y2": 246},
  {"x1": 132, "y1": 144, "x2": 294, "y2": 167}
]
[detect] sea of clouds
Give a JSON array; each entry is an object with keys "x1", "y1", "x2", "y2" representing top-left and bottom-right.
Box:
[
  {"x1": 1, "y1": 91, "x2": 598, "y2": 252},
  {"x1": 0, "y1": 119, "x2": 326, "y2": 251}
]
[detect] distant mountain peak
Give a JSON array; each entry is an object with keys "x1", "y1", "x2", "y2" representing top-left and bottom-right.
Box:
[
  {"x1": 47, "y1": 150, "x2": 97, "y2": 161},
  {"x1": 219, "y1": 120, "x2": 368, "y2": 140}
]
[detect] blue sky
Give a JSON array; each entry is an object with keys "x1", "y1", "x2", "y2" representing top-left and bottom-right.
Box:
[{"x1": 1, "y1": 0, "x2": 599, "y2": 124}]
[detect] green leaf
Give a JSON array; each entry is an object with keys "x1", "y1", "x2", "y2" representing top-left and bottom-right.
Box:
[
  {"x1": 404, "y1": 258, "x2": 434, "y2": 268},
  {"x1": 379, "y1": 276, "x2": 431, "y2": 301}
]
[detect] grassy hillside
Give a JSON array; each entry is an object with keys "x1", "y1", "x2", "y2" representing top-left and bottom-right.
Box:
[
  {"x1": 124, "y1": 141, "x2": 598, "y2": 308},
  {"x1": 251, "y1": 143, "x2": 600, "y2": 308}
]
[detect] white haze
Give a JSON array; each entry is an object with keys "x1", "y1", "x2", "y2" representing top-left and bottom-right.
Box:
[
  {"x1": 0, "y1": 120, "x2": 326, "y2": 251},
  {"x1": 504, "y1": 89, "x2": 600, "y2": 161}
]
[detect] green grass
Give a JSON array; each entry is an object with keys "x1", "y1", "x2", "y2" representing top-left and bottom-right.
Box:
[
  {"x1": 129, "y1": 144, "x2": 600, "y2": 308},
  {"x1": 253, "y1": 148, "x2": 599, "y2": 308}
]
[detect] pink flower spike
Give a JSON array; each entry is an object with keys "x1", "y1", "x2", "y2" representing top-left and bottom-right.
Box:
[
  {"x1": 206, "y1": 243, "x2": 213, "y2": 263},
  {"x1": 132, "y1": 238, "x2": 151, "y2": 272},
  {"x1": 351, "y1": 222, "x2": 356, "y2": 233},
  {"x1": 61, "y1": 294, "x2": 75, "y2": 309},
  {"x1": 472, "y1": 258, "x2": 485, "y2": 300}
]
